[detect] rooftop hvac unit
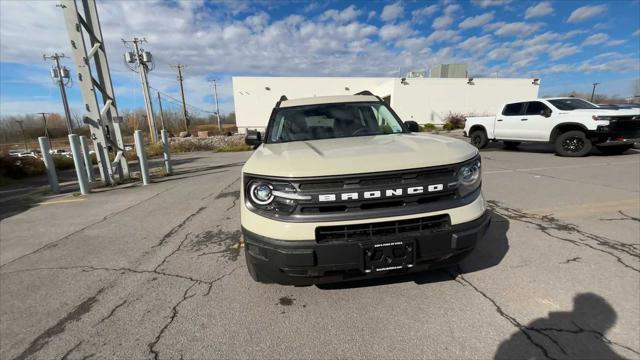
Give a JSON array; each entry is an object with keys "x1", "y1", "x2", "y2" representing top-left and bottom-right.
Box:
[
  {"x1": 142, "y1": 51, "x2": 153, "y2": 63},
  {"x1": 124, "y1": 52, "x2": 136, "y2": 63}
]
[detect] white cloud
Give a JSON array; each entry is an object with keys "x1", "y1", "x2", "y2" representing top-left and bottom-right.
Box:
[
  {"x1": 525, "y1": 2, "x2": 553, "y2": 19},
  {"x1": 548, "y1": 44, "x2": 580, "y2": 60},
  {"x1": 459, "y1": 12, "x2": 494, "y2": 29},
  {"x1": 583, "y1": 33, "x2": 608, "y2": 46},
  {"x1": 606, "y1": 39, "x2": 627, "y2": 46},
  {"x1": 411, "y1": 5, "x2": 438, "y2": 23},
  {"x1": 320, "y1": 5, "x2": 361, "y2": 23},
  {"x1": 367, "y1": 10, "x2": 376, "y2": 21},
  {"x1": 471, "y1": 0, "x2": 511, "y2": 8},
  {"x1": 433, "y1": 15, "x2": 454, "y2": 29},
  {"x1": 380, "y1": 2, "x2": 404, "y2": 22},
  {"x1": 633, "y1": 29, "x2": 640, "y2": 36},
  {"x1": 426, "y1": 30, "x2": 461, "y2": 44},
  {"x1": 488, "y1": 22, "x2": 543, "y2": 37},
  {"x1": 457, "y1": 35, "x2": 494, "y2": 53},
  {"x1": 379, "y1": 23, "x2": 413, "y2": 41},
  {"x1": 567, "y1": 4, "x2": 607, "y2": 23},
  {"x1": 487, "y1": 47, "x2": 510, "y2": 60},
  {"x1": 396, "y1": 37, "x2": 430, "y2": 51}
]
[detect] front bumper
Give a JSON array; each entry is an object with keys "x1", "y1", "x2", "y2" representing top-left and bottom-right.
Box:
[
  {"x1": 591, "y1": 121, "x2": 640, "y2": 145},
  {"x1": 243, "y1": 211, "x2": 491, "y2": 285}
]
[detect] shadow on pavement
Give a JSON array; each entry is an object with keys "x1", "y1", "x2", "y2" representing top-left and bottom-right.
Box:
[
  {"x1": 317, "y1": 211, "x2": 510, "y2": 290},
  {"x1": 481, "y1": 141, "x2": 639, "y2": 157},
  {"x1": 494, "y1": 293, "x2": 630, "y2": 359}
]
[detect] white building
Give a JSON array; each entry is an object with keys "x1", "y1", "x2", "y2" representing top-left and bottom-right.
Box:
[{"x1": 232, "y1": 76, "x2": 540, "y2": 133}]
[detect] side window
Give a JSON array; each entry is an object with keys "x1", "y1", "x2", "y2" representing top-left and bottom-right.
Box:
[
  {"x1": 525, "y1": 101, "x2": 550, "y2": 116},
  {"x1": 502, "y1": 103, "x2": 525, "y2": 116}
]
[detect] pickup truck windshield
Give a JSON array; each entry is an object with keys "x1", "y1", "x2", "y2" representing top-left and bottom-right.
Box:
[
  {"x1": 266, "y1": 102, "x2": 404, "y2": 143},
  {"x1": 548, "y1": 98, "x2": 598, "y2": 110}
]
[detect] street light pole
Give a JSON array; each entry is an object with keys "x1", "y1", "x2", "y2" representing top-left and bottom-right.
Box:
[
  {"x1": 211, "y1": 79, "x2": 221, "y2": 131},
  {"x1": 590, "y1": 82, "x2": 600, "y2": 102}
]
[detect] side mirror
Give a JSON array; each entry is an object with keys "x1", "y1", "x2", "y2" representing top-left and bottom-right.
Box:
[
  {"x1": 540, "y1": 109, "x2": 552, "y2": 118},
  {"x1": 404, "y1": 121, "x2": 420, "y2": 132},
  {"x1": 245, "y1": 130, "x2": 262, "y2": 146}
]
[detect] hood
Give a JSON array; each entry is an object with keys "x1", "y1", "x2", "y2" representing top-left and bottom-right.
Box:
[
  {"x1": 242, "y1": 133, "x2": 478, "y2": 178},
  {"x1": 566, "y1": 108, "x2": 640, "y2": 116}
]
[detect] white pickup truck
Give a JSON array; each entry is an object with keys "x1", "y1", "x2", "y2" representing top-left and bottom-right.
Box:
[{"x1": 464, "y1": 97, "x2": 640, "y2": 156}]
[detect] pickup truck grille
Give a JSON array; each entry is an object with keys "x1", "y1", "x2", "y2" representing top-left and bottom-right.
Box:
[{"x1": 607, "y1": 118, "x2": 640, "y2": 138}]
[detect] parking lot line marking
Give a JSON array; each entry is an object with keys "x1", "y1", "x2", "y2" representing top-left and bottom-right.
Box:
[
  {"x1": 527, "y1": 199, "x2": 640, "y2": 217},
  {"x1": 484, "y1": 160, "x2": 639, "y2": 175},
  {"x1": 39, "y1": 198, "x2": 86, "y2": 205}
]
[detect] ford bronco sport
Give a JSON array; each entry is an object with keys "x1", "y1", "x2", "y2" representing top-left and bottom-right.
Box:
[{"x1": 241, "y1": 93, "x2": 490, "y2": 285}]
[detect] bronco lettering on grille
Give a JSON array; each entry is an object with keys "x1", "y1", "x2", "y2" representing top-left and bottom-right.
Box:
[{"x1": 318, "y1": 184, "x2": 444, "y2": 202}]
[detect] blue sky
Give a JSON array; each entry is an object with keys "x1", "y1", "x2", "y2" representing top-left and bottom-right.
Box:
[{"x1": 0, "y1": 0, "x2": 639, "y2": 117}]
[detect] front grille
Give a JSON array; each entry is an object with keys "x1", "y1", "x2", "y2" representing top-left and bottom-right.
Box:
[
  {"x1": 316, "y1": 214, "x2": 450, "y2": 243},
  {"x1": 609, "y1": 119, "x2": 640, "y2": 138}
]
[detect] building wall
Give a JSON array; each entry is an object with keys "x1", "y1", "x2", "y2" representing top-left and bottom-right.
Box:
[
  {"x1": 233, "y1": 76, "x2": 540, "y2": 131},
  {"x1": 390, "y1": 77, "x2": 540, "y2": 125}
]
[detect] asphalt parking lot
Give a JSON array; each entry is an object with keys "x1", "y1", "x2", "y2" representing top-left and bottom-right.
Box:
[{"x1": 1, "y1": 139, "x2": 639, "y2": 359}]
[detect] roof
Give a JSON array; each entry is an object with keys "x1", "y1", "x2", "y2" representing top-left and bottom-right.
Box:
[{"x1": 279, "y1": 95, "x2": 380, "y2": 108}]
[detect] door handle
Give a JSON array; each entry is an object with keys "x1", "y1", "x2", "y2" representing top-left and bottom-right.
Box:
[
  {"x1": 521, "y1": 118, "x2": 528, "y2": 121},
  {"x1": 497, "y1": 119, "x2": 503, "y2": 122}
]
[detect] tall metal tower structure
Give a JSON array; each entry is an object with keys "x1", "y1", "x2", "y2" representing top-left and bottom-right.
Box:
[
  {"x1": 124, "y1": 38, "x2": 158, "y2": 143},
  {"x1": 43, "y1": 53, "x2": 73, "y2": 134},
  {"x1": 59, "y1": 0, "x2": 129, "y2": 185}
]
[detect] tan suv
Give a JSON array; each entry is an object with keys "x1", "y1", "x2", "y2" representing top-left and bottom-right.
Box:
[{"x1": 241, "y1": 93, "x2": 489, "y2": 285}]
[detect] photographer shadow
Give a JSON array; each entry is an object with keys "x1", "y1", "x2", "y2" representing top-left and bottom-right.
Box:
[{"x1": 495, "y1": 293, "x2": 630, "y2": 359}]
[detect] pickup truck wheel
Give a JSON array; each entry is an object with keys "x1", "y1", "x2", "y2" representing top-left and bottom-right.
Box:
[
  {"x1": 503, "y1": 141, "x2": 520, "y2": 149},
  {"x1": 470, "y1": 130, "x2": 488, "y2": 149},
  {"x1": 554, "y1": 130, "x2": 592, "y2": 157},
  {"x1": 596, "y1": 144, "x2": 633, "y2": 155}
]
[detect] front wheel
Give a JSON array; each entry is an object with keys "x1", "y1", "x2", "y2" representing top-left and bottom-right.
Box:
[
  {"x1": 596, "y1": 144, "x2": 634, "y2": 155},
  {"x1": 470, "y1": 130, "x2": 488, "y2": 149},
  {"x1": 554, "y1": 130, "x2": 592, "y2": 157}
]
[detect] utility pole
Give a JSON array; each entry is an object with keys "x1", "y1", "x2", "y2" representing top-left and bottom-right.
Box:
[
  {"x1": 43, "y1": 53, "x2": 73, "y2": 134},
  {"x1": 591, "y1": 82, "x2": 600, "y2": 102},
  {"x1": 211, "y1": 79, "x2": 222, "y2": 131},
  {"x1": 157, "y1": 91, "x2": 166, "y2": 130},
  {"x1": 37, "y1": 112, "x2": 53, "y2": 149},
  {"x1": 14, "y1": 120, "x2": 28, "y2": 151},
  {"x1": 124, "y1": 37, "x2": 158, "y2": 143},
  {"x1": 171, "y1": 64, "x2": 189, "y2": 133}
]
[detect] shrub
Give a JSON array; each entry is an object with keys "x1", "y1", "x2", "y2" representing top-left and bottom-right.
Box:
[
  {"x1": 193, "y1": 124, "x2": 238, "y2": 136},
  {"x1": 0, "y1": 156, "x2": 45, "y2": 179},
  {"x1": 52, "y1": 156, "x2": 75, "y2": 170},
  {"x1": 422, "y1": 123, "x2": 436, "y2": 132},
  {"x1": 443, "y1": 112, "x2": 466, "y2": 130},
  {"x1": 216, "y1": 143, "x2": 253, "y2": 152}
]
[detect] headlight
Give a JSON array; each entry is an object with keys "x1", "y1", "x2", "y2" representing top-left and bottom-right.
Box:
[
  {"x1": 457, "y1": 159, "x2": 481, "y2": 197},
  {"x1": 592, "y1": 115, "x2": 614, "y2": 121},
  {"x1": 245, "y1": 178, "x2": 311, "y2": 214},
  {"x1": 249, "y1": 182, "x2": 274, "y2": 205}
]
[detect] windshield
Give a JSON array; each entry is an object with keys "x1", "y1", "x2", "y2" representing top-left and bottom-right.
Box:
[
  {"x1": 266, "y1": 102, "x2": 405, "y2": 143},
  {"x1": 548, "y1": 98, "x2": 598, "y2": 110}
]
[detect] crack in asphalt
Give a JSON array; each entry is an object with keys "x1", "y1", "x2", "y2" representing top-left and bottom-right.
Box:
[
  {"x1": 487, "y1": 201, "x2": 640, "y2": 273},
  {"x1": 154, "y1": 233, "x2": 192, "y2": 272},
  {"x1": 600, "y1": 211, "x2": 640, "y2": 223},
  {"x1": 148, "y1": 282, "x2": 198, "y2": 360},
  {"x1": 12, "y1": 287, "x2": 106, "y2": 360},
  {"x1": 539, "y1": 321, "x2": 640, "y2": 356},
  {"x1": 153, "y1": 208, "x2": 206, "y2": 248},
  {"x1": 60, "y1": 341, "x2": 82, "y2": 360},
  {"x1": 200, "y1": 176, "x2": 240, "y2": 201},
  {"x1": 447, "y1": 266, "x2": 560, "y2": 360},
  {"x1": 204, "y1": 267, "x2": 239, "y2": 296},
  {"x1": 97, "y1": 300, "x2": 128, "y2": 325},
  {"x1": 559, "y1": 257, "x2": 581, "y2": 265},
  {"x1": 216, "y1": 190, "x2": 240, "y2": 211}
]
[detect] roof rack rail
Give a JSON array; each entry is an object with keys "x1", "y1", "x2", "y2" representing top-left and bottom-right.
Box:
[
  {"x1": 354, "y1": 90, "x2": 374, "y2": 95},
  {"x1": 275, "y1": 95, "x2": 288, "y2": 108}
]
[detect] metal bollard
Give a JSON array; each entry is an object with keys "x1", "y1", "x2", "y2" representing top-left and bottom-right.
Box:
[
  {"x1": 161, "y1": 129, "x2": 172, "y2": 175},
  {"x1": 38, "y1": 137, "x2": 59, "y2": 193},
  {"x1": 68, "y1": 134, "x2": 90, "y2": 195},
  {"x1": 134, "y1": 130, "x2": 150, "y2": 185},
  {"x1": 79, "y1": 135, "x2": 95, "y2": 182}
]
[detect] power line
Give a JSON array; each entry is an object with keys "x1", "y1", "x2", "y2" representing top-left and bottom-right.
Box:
[{"x1": 148, "y1": 86, "x2": 217, "y2": 115}]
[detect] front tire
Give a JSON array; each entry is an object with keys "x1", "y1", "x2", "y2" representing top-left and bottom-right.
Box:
[
  {"x1": 470, "y1": 130, "x2": 488, "y2": 149},
  {"x1": 596, "y1": 144, "x2": 633, "y2": 155},
  {"x1": 554, "y1": 130, "x2": 592, "y2": 157}
]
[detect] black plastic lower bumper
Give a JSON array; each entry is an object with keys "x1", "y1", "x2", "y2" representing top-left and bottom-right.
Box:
[{"x1": 243, "y1": 211, "x2": 491, "y2": 285}]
